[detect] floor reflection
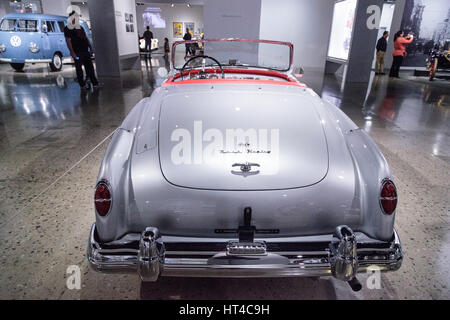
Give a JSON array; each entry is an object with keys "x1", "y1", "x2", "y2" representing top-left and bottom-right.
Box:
[{"x1": 319, "y1": 72, "x2": 449, "y2": 158}]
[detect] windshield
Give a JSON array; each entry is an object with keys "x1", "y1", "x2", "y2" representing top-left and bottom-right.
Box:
[
  {"x1": 0, "y1": 19, "x2": 16, "y2": 31},
  {"x1": 171, "y1": 39, "x2": 293, "y2": 72}
]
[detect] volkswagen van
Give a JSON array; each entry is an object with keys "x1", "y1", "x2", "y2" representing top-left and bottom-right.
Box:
[{"x1": 0, "y1": 13, "x2": 92, "y2": 72}]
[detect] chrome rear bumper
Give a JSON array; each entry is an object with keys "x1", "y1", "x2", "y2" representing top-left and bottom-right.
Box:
[{"x1": 87, "y1": 223, "x2": 402, "y2": 281}]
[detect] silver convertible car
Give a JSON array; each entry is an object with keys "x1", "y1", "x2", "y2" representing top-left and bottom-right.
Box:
[{"x1": 87, "y1": 39, "x2": 402, "y2": 291}]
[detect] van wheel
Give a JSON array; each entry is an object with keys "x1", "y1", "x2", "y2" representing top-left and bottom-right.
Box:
[
  {"x1": 10, "y1": 63, "x2": 25, "y2": 71},
  {"x1": 49, "y1": 53, "x2": 62, "y2": 72}
]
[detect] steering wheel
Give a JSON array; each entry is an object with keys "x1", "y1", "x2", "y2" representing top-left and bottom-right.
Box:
[{"x1": 178, "y1": 55, "x2": 224, "y2": 81}]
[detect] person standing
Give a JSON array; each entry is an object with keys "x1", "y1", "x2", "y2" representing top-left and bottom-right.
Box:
[
  {"x1": 163, "y1": 37, "x2": 170, "y2": 63},
  {"x1": 375, "y1": 31, "x2": 389, "y2": 75},
  {"x1": 183, "y1": 28, "x2": 192, "y2": 59},
  {"x1": 389, "y1": 30, "x2": 414, "y2": 78},
  {"x1": 64, "y1": 9, "x2": 99, "y2": 90},
  {"x1": 143, "y1": 26, "x2": 153, "y2": 52}
]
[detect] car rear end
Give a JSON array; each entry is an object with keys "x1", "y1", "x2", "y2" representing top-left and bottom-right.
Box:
[{"x1": 87, "y1": 81, "x2": 403, "y2": 290}]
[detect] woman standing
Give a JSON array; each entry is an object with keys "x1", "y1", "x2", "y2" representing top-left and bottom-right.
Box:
[{"x1": 389, "y1": 30, "x2": 414, "y2": 78}]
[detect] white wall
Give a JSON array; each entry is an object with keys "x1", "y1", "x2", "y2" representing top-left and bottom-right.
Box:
[
  {"x1": 0, "y1": 2, "x2": 6, "y2": 18},
  {"x1": 259, "y1": 0, "x2": 334, "y2": 72},
  {"x1": 41, "y1": 0, "x2": 72, "y2": 16},
  {"x1": 113, "y1": 0, "x2": 139, "y2": 56},
  {"x1": 135, "y1": 3, "x2": 203, "y2": 45},
  {"x1": 204, "y1": 0, "x2": 261, "y2": 39}
]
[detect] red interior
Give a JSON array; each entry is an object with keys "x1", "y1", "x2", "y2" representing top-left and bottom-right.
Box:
[{"x1": 163, "y1": 68, "x2": 306, "y2": 87}]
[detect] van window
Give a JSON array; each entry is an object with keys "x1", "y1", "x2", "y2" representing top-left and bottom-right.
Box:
[
  {"x1": 57, "y1": 21, "x2": 65, "y2": 32},
  {"x1": 0, "y1": 19, "x2": 16, "y2": 31},
  {"x1": 41, "y1": 20, "x2": 56, "y2": 32},
  {"x1": 17, "y1": 19, "x2": 38, "y2": 32}
]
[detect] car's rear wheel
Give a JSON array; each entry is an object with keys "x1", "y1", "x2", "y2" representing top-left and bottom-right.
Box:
[
  {"x1": 49, "y1": 53, "x2": 62, "y2": 72},
  {"x1": 429, "y1": 58, "x2": 438, "y2": 81},
  {"x1": 10, "y1": 63, "x2": 25, "y2": 71}
]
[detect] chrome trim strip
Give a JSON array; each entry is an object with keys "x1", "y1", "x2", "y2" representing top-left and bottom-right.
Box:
[
  {"x1": 164, "y1": 250, "x2": 329, "y2": 256},
  {"x1": 24, "y1": 59, "x2": 52, "y2": 63},
  {"x1": 0, "y1": 59, "x2": 53, "y2": 63}
]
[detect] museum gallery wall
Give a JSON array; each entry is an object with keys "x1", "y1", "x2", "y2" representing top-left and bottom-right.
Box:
[
  {"x1": 259, "y1": 0, "x2": 334, "y2": 73},
  {"x1": 114, "y1": 0, "x2": 139, "y2": 56},
  {"x1": 400, "y1": 0, "x2": 450, "y2": 67}
]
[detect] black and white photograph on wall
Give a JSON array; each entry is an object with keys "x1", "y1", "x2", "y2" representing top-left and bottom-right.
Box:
[
  {"x1": 400, "y1": 0, "x2": 450, "y2": 67},
  {"x1": 126, "y1": 23, "x2": 130, "y2": 32},
  {"x1": 125, "y1": 13, "x2": 130, "y2": 22},
  {"x1": 130, "y1": 24, "x2": 134, "y2": 32},
  {"x1": 130, "y1": 14, "x2": 134, "y2": 23}
]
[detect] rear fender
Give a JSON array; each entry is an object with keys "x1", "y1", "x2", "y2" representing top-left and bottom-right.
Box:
[
  {"x1": 345, "y1": 129, "x2": 395, "y2": 241},
  {"x1": 95, "y1": 128, "x2": 134, "y2": 242}
]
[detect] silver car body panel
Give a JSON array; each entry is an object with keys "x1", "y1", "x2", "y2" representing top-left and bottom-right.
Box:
[
  {"x1": 159, "y1": 89, "x2": 328, "y2": 190},
  {"x1": 95, "y1": 83, "x2": 395, "y2": 243}
]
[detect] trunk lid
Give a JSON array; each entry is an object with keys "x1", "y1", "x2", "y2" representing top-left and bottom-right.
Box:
[{"x1": 158, "y1": 89, "x2": 328, "y2": 190}]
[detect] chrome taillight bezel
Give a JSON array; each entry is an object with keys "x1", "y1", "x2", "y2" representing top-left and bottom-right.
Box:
[
  {"x1": 379, "y1": 178, "x2": 398, "y2": 215},
  {"x1": 94, "y1": 180, "x2": 113, "y2": 217}
]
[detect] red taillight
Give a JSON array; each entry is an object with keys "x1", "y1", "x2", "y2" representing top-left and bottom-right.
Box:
[
  {"x1": 95, "y1": 181, "x2": 112, "y2": 216},
  {"x1": 380, "y1": 180, "x2": 397, "y2": 215}
]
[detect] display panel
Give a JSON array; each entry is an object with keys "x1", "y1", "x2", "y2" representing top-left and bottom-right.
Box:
[
  {"x1": 327, "y1": 0, "x2": 357, "y2": 61},
  {"x1": 142, "y1": 7, "x2": 166, "y2": 29}
]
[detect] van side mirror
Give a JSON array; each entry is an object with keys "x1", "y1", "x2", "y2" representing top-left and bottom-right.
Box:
[{"x1": 42, "y1": 24, "x2": 48, "y2": 33}]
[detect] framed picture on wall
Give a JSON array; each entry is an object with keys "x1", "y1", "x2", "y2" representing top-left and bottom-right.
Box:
[
  {"x1": 184, "y1": 22, "x2": 194, "y2": 36},
  {"x1": 173, "y1": 22, "x2": 182, "y2": 37},
  {"x1": 129, "y1": 14, "x2": 133, "y2": 23},
  {"x1": 125, "y1": 13, "x2": 130, "y2": 22},
  {"x1": 126, "y1": 23, "x2": 130, "y2": 32},
  {"x1": 130, "y1": 24, "x2": 134, "y2": 32}
]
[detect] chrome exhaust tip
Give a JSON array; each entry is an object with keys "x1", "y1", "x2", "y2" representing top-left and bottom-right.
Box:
[
  {"x1": 329, "y1": 225, "x2": 358, "y2": 282},
  {"x1": 138, "y1": 227, "x2": 165, "y2": 282},
  {"x1": 348, "y1": 277, "x2": 362, "y2": 292}
]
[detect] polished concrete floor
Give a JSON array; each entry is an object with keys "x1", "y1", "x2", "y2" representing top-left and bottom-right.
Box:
[{"x1": 0, "y1": 59, "x2": 449, "y2": 299}]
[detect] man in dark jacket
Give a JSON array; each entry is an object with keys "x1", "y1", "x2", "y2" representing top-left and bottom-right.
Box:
[
  {"x1": 143, "y1": 26, "x2": 153, "y2": 52},
  {"x1": 375, "y1": 31, "x2": 389, "y2": 75},
  {"x1": 64, "y1": 10, "x2": 99, "y2": 90},
  {"x1": 183, "y1": 28, "x2": 192, "y2": 59}
]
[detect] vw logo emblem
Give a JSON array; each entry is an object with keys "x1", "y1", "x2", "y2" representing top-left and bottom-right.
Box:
[{"x1": 10, "y1": 35, "x2": 21, "y2": 47}]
